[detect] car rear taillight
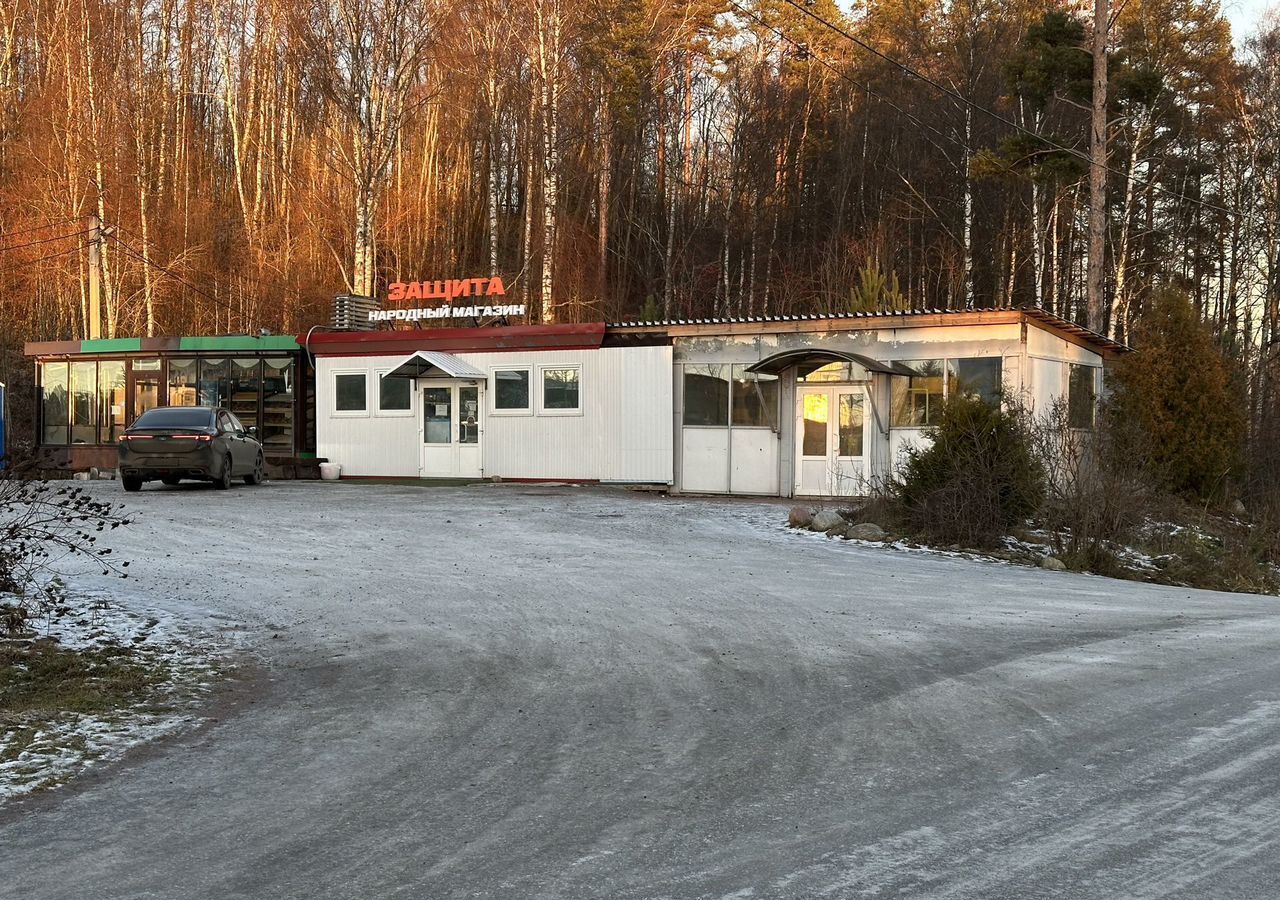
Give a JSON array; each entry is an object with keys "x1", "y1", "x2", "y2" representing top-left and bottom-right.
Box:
[{"x1": 170, "y1": 434, "x2": 213, "y2": 442}]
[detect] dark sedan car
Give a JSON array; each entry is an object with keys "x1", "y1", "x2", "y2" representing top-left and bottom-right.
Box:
[{"x1": 118, "y1": 406, "x2": 265, "y2": 492}]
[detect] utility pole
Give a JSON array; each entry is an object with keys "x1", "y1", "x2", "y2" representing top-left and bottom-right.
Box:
[
  {"x1": 1087, "y1": 0, "x2": 1109, "y2": 334},
  {"x1": 88, "y1": 215, "x2": 102, "y2": 341}
]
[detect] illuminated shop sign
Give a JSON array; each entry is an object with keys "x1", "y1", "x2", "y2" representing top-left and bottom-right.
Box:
[{"x1": 372, "y1": 275, "x2": 525, "y2": 322}]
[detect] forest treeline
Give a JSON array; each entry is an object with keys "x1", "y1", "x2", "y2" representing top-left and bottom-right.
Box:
[{"x1": 0, "y1": 0, "x2": 1273, "y2": 353}]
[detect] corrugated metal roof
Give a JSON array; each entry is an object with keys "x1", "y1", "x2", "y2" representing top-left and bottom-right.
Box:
[
  {"x1": 607, "y1": 306, "x2": 1129, "y2": 355},
  {"x1": 385, "y1": 350, "x2": 487, "y2": 379}
]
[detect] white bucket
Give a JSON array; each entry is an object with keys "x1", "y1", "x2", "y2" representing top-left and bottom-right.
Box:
[{"x1": 319, "y1": 462, "x2": 342, "y2": 482}]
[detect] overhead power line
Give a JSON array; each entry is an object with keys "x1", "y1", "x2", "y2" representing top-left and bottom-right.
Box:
[
  {"x1": 0, "y1": 245, "x2": 83, "y2": 278},
  {"x1": 0, "y1": 228, "x2": 93, "y2": 254},
  {"x1": 0, "y1": 216, "x2": 88, "y2": 241},
  {"x1": 770, "y1": 0, "x2": 1243, "y2": 220},
  {"x1": 105, "y1": 233, "x2": 236, "y2": 315}
]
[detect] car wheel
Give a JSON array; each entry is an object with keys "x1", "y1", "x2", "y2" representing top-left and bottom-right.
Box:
[
  {"x1": 213, "y1": 455, "x2": 233, "y2": 490},
  {"x1": 122, "y1": 476, "x2": 143, "y2": 493},
  {"x1": 161, "y1": 476, "x2": 181, "y2": 486},
  {"x1": 244, "y1": 454, "x2": 264, "y2": 486}
]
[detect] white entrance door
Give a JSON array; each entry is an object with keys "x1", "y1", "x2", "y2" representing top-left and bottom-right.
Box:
[
  {"x1": 796, "y1": 386, "x2": 868, "y2": 497},
  {"x1": 421, "y1": 381, "x2": 483, "y2": 479}
]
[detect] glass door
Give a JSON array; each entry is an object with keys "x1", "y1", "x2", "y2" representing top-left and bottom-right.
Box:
[
  {"x1": 795, "y1": 386, "x2": 868, "y2": 497},
  {"x1": 128, "y1": 359, "x2": 162, "y2": 425},
  {"x1": 421, "y1": 383, "x2": 483, "y2": 479}
]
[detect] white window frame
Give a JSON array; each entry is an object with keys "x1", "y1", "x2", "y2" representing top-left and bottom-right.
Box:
[
  {"x1": 332, "y1": 370, "x2": 370, "y2": 417},
  {"x1": 490, "y1": 366, "x2": 533, "y2": 416},
  {"x1": 373, "y1": 369, "x2": 413, "y2": 418},
  {"x1": 537, "y1": 364, "x2": 583, "y2": 416}
]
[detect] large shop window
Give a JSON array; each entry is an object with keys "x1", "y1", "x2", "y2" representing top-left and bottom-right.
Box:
[
  {"x1": 41, "y1": 362, "x2": 69, "y2": 445},
  {"x1": 541, "y1": 367, "x2": 580, "y2": 412},
  {"x1": 230, "y1": 359, "x2": 261, "y2": 431},
  {"x1": 683, "y1": 364, "x2": 730, "y2": 426},
  {"x1": 731, "y1": 365, "x2": 779, "y2": 428},
  {"x1": 950, "y1": 358, "x2": 1002, "y2": 406},
  {"x1": 70, "y1": 361, "x2": 97, "y2": 444},
  {"x1": 335, "y1": 373, "x2": 367, "y2": 412},
  {"x1": 891, "y1": 358, "x2": 1002, "y2": 427},
  {"x1": 262, "y1": 358, "x2": 295, "y2": 452},
  {"x1": 168, "y1": 358, "x2": 198, "y2": 406},
  {"x1": 891, "y1": 360, "x2": 946, "y2": 427},
  {"x1": 99, "y1": 361, "x2": 126, "y2": 442},
  {"x1": 379, "y1": 372, "x2": 411, "y2": 412},
  {"x1": 493, "y1": 368, "x2": 531, "y2": 412},
  {"x1": 198, "y1": 358, "x2": 229, "y2": 407},
  {"x1": 1068, "y1": 363, "x2": 1097, "y2": 429}
]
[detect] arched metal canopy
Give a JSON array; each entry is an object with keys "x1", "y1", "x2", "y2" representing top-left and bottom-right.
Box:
[{"x1": 745, "y1": 348, "x2": 917, "y2": 378}]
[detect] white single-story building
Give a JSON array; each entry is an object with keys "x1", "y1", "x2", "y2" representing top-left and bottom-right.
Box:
[{"x1": 303, "y1": 308, "x2": 1125, "y2": 498}]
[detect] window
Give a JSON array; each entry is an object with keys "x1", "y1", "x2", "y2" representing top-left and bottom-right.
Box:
[
  {"x1": 542, "y1": 367, "x2": 580, "y2": 412},
  {"x1": 99, "y1": 361, "x2": 126, "y2": 442},
  {"x1": 132, "y1": 358, "x2": 162, "y2": 423},
  {"x1": 838, "y1": 393, "x2": 864, "y2": 457},
  {"x1": 230, "y1": 358, "x2": 261, "y2": 430},
  {"x1": 950, "y1": 358, "x2": 1003, "y2": 407},
  {"x1": 335, "y1": 373, "x2": 367, "y2": 412},
  {"x1": 731, "y1": 366, "x2": 779, "y2": 428},
  {"x1": 891, "y1": 360, "x2": 946, "y2": 427},
  {"x1": 424, "y1": 387, "x2": 451, "y2": 443},
  {"x1": 459, "y1": 386, "x2": 479, "y2": 443},
  {"x1": 493, "y1": 368, "x2": 531, "y2": 412},
  {"x1": 70, "y1": 361, "x2": 97, "y2": 444},
  {"x1": 227, "y1": 412, "x2": 247, "y2": 433},
  {"x1": 168, "y1": 358, "x2": 198, "y2": 406},
  {"x1": 379, "y1": 373, "x2": 411, "y2": 412},
  {"x1": 683, "y1": 364, "x2": 730, "y2": 426},
  {"x1": 799, "y1": 362, "x2": 862, "y2": 383},
  {"x1": 262, "y1": 358, "x2": 295, "y2": 452},
  {"x1": 801, "y1": 392, "x2": 828, "y2": 456},
  {"x1": 41, "y1": 362, "x2": 69, "y2": 445},
  {"x1": 136, "y1": 407, "x2": 214, "y2": 429},
  {"x1": 198, "y1": 358, "x2": 229, "y2": 408},
  {"x1": 1069, "y1": 364, "x2": 1097, "y2": 429},
  {"x1": 890, "y1": 358, "x2": 1002, "y2": 427}
]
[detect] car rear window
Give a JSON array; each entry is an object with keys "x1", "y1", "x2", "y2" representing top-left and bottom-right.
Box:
[{"x1": 133, "y1": 408, "x2": 214, "y2": 429}]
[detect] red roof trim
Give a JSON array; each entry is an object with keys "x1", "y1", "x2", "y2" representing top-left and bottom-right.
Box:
[{"x1": 300, "y1": 322, "x2": 607, "y2": 356}]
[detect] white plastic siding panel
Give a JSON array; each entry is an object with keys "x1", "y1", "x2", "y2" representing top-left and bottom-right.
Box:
[
  {"x1": 729, "y1": 429, "x2": 779, "y2": 494},
  {"x1": 1025, "y1": 325, "x2": 1105, "y2": 365},
  {"x1": 682, "y1": 428, "x2": 730, "y2": 492},
  {"x1": 1029, "y1": 356, "x2": 1066, "y2": 417},
  {"x1": 457, "y1": 345, "x2": 673, "y2": 483},
  {"x1": 315, "y1": 357, "x2": 421, "y2": 477}
]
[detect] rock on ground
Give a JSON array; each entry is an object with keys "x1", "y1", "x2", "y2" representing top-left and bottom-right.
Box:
[
  {"x1": 787, "y1": 506, "x2": 813, "y2": 528},
  {"x1": 846, "y1": 522, "x2": 887, "y2": 542},
  {"x1": 808, "y1": 509, "x2": 845, "y2": 532}
]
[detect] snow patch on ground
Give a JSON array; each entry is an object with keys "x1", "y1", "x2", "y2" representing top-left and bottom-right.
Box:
[{"x1": 0, "y1": 590, "x2": 227, "y2": 804}]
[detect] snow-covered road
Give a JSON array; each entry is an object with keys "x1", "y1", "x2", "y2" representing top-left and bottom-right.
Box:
[{"x1": 3, "y1": 480, "x2": 1280, "y2": 899}]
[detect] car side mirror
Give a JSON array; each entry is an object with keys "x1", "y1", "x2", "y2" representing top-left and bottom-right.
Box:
[{"x1": 247, "y1": 426, "x2": 258, "y2": 436}]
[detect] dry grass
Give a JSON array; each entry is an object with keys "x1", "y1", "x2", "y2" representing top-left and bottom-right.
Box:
[{"x1": 0, "y1": 639, "x2": 169, "y2": 720}]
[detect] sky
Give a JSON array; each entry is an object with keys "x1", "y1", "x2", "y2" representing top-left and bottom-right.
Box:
[{"x1": 1221, "y1": 0, "x2": 1276, "y2": 44}]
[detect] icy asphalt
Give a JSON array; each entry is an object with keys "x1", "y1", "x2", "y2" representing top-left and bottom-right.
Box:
[{"x1": 3, "y1": 482, "x2": 1280, "y2": 900}]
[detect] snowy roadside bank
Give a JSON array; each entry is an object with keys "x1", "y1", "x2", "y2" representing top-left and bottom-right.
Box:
[{"x1": 0, "y1": 589, "x2": 229, "y2": 805}]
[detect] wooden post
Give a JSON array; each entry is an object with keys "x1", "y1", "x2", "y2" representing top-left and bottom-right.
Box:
[{"x1": 88, "y1": 215, "x2": 102, "y2": 340}]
